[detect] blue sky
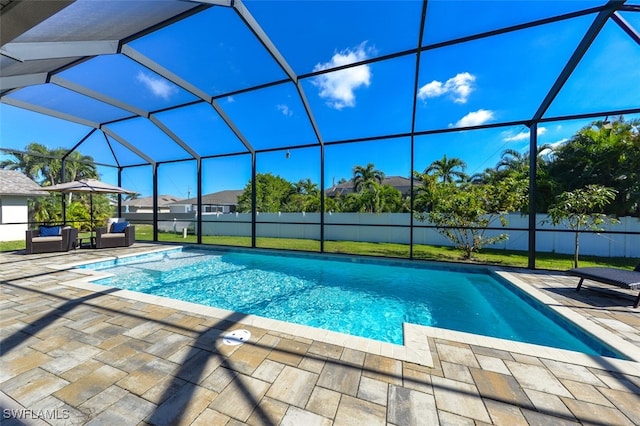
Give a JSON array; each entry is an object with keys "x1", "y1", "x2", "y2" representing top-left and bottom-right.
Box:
[{"x1": 1, "y1": 1, "x2": 639, "y2": 198}]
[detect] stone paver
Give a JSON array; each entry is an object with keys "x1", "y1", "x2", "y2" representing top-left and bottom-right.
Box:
[
  {"x1": 598, "y1": 387, "x2": 640, "y2": 424},
  {"x1": 562, "y1": 398, "x2": 635, "y2": 426},
  {"x1": 356, "y1": 376, "x2": 388, "y2": 406},
  {"x1": 281, "y1": 406, "x2": 332, "y2": 426},
  {"x1": 317, "y1": 360, "x2": 361, "y2": 396},
  {"x1": 432, "y1": 375, "x2": 492, "y2": 423},
  {"x1": 506, "y1": 361, "x2": 573, "y2": 397},
  {"x1": 333, "y1": 394, "x2": 386, "y2": 426},
  {"x1": 53, "y1": 364, "x2": 126, "y2": 406},
  {"x1": 1, "y1": 244, "x2": 639, "y2": 425},
  {"x1": 266, "y1": 365, "x2": 318, "y2": 407},
  {"x1": 470, "y1": 368, "x2": 534, "y2": 409},
  {"x1": 148, "y1": 382, "x2": 217, "y2": 426},
  {"x1": 306, "y1": 386, "x2": 341, "y2": 419},
  {"x1": 209, "y1": 373, "x2": 270, "y2": 421},
  {"x1": 387, "y1": 384, "x2": 438, "y2": 425}
]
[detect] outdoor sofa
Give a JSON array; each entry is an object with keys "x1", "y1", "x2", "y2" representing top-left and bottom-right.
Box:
[
  {"x1": 25, "y1": 225, "x2": 78, "y2": 254},
  {"x1": 568, "y1": 264, "x2": 640, "y2": 308},
  {"x1": 95, "y1": 221, "x2": 135, "y2": 249}
]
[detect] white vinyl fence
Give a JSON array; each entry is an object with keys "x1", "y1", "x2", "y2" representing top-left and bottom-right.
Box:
[{"x1": 123, "y1": 212, "x2": 640, "y2": 258}]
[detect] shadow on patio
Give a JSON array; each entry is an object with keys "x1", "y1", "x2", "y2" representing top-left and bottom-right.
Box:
[{"x1": 1, "y1": 247, "x2": 639, "y2": 425}]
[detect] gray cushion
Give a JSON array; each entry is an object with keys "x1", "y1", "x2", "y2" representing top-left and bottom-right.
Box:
[
  {"x1": 101, "y1": 233, "x2": 125, "y2": 239},
  {"x1": 32, "y1": 236, "x2": 63, "y2": 243}
]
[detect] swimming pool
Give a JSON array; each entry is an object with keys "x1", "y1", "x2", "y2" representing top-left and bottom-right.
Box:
[{"x1": 83, "y1": 247, "x2": 623, "y2": 358}]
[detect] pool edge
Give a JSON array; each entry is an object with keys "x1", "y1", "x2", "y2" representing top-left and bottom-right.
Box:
[{"x1": 55, "y1": 245, "x2": 640, "y2": 375}]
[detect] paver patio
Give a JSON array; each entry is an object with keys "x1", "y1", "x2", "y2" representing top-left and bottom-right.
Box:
[{"x1": 1, "y1": 243, "x2": 639, "y2": 425}]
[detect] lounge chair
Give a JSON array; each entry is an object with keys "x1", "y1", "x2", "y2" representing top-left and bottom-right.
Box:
[
  {"x1": 25, "y1": 225, "x2": 78, "y2": 254},
  {"x1": 568, "y1": 264, "x2": 640, "y2": 308},
  {"x1": 95, "y1": 221, "x2": 135, "y2": 249}
]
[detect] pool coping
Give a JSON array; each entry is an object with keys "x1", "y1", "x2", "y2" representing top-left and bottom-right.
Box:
[{"x1": 52, "y1": 245, "x2": 640, "y2": 376}]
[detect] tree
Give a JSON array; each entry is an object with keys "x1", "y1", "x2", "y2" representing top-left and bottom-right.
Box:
[
  {"x1": 285, "y1": 179, "x2": 320, "y2": 212},
  {"x1": 344, "y1": 182, "x2": 403, "y2": 213},
  {"x1": 544, "y1": 185, "x2": 619, "y2": 268},
  {"x1": 0, "y1": 143, "x2": 98, "y2": 188},
  {"x1": 415, "y1": 177, "x2": 527, "y2": 259},
  {"x1": 424, "y1": 155, "x2": 468, "y2": 183},
  {"x1": 544, "y1": 117, "x2": 640, "y2": 216},
  {"x1": 412, "y1": 171, "x2": 437, "y2": 212},
  {"x1": 496, "y1": 148, "x2": 527, "y2": 174},
  {"x1": 63, "y1": 151, "x2": 96, "y2": 181},
  {"x1": 237, "y1": 173, "x2": 295, "y2": 213},
  {"x1": 1, "y1": 144, "x2": 103, "y2": 228},
  {"x1": 0, "y1": 143, "x2": 51, "y2": 183},
  {"x1": 124, "y1": 193, "x2": 142, "y2": 201},
  {"x1": 352, "y1": 163, "x2": 384, "y2": 192}
]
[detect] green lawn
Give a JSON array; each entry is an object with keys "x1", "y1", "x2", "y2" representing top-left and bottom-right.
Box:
[{"x1": 4, "y1": 224, "x2": 637, "y2": 271}]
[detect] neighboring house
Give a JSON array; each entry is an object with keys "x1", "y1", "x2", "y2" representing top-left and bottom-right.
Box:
[
  {"x1": 0, "y1": 170, "x2": 48, "y2": 241},
  {"x1": 326, "y1": 176, "x2": 415, "y2": 197},
  {"x1": 120, "y1": 195, "x2": 183, "y2": 213},
  {"x1": 173, "y1": 190, "x2": 243, "y2": 214}
]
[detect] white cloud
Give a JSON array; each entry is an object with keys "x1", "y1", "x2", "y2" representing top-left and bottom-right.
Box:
[
  {"x1": 503, "y1": 127, "x2": 547, "y2": 142},
  {"x1": 277, "y1": 104, "x2": 293, "y2": 117},
  {"x1": 452, "y1": 109, "x2": 494, "y2": 127},
  {"x1": 418, "y1": 72, "x2": 476, "y2": 104},
  {"x1": 136, "y1": 71, "x2": 177, "y2": 100},
  {"x1": 225, "y1": 96, "x2": 235, "y2": 103},
  {"x1": 312, "y1": 42, "x2": 372, "y2": 110},
  {"x1": 539, "y1": 138, "x2": 568, "y2": 158}
]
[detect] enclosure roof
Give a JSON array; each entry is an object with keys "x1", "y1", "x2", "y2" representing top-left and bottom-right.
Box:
[{"x1": 1, "y1": 0, "x2": 640, "y2": 169}]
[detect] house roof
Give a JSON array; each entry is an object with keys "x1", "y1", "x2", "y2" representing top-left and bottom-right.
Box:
[
  {"x1": 121, "y1": 194, "x2": 182, "y2": 208},
  {"x1": 326, "y1": 176, "x2": 415, "y2": 196},
  {"x1": 173, "y1": 190, "x2": 243, "y2": 206},
  {"x1": 0, "y1": 170, "x2": 48, "y2": 196}
]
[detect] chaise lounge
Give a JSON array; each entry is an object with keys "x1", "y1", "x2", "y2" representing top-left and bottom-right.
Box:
[
  {"x1": 25, "y1": 225, "x2": 78, "y2": 254},
  {"x1": 568, "y1": 264, "x2": 640, "y2": 308},
  {"x1": 95, "y1": 221, "x2": 135, "y2": 249}
]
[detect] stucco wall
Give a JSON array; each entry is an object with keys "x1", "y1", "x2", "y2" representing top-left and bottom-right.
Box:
[{"x1": 0, "y1": 196, "x2": 29, "y2": 241}]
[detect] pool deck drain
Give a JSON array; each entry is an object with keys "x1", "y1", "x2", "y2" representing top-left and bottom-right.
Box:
[{"x1": 1, "y1": 243, "x2": 639, "y2": 425}]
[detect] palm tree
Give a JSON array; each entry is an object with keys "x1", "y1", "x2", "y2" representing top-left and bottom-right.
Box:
[
  {"x1": 0, "y1": 142, "x2": 50, "y2": 182},
  {"x1": 54, "y1": 149, "x2": 99, "y2": 203},
  {"x1": 353, "y1": 163, "x2": 385, "y2": 192},
  {"x1": 424, "y1": 155, "x2": 468, "y2": 183},
  {"x1": 470, "y1": 167, "x2": 499, "y2": 184},
  {"x1": 63, "y1": 151, "x2": 98, "y2": 182},
  {"x1": 294, "y1": 178, "x2": 319, "y2": 196},
  {"x1": 1, "y1": 143, "x2": 101, "y2": 224},
  {"x1": 496, "y1": 149, "x2": 527, "y2": 174},
  {"x1": 1, "y1": 143, "x2": 97, "y2": 188}
]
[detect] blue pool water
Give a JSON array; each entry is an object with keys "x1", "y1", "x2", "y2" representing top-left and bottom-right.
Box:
[{"x1": 84, "y1": 248, "x2": 623, "y2": 358}]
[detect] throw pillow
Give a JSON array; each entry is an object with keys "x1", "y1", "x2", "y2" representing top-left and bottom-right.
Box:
[
  {"x1": 111, "y1": 222, "x2": 129, "y2": 233},
  {"x1": 39, "y1": 225, "x2": 61, "y2": 237}
]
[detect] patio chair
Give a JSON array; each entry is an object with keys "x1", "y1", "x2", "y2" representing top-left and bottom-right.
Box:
[
  {"x1": 95, "y1": 221, "x2": 135, "y2": 249},
  {"x1": 568, "y1": 264, "x2": 640, "y2": 308},
  {"x1": 25, "y1": 225, "x2": 78, "y2": 254}
]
